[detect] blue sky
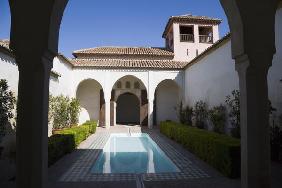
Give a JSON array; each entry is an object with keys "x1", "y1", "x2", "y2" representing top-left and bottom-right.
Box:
[{"x1": 0, "y1": 0, "x2": 229, "y2": 57}]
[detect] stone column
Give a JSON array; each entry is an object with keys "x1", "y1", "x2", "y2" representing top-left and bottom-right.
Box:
[
  {"x1": 148, "y1": 99, "x2": 154, "y2": 129},
  {"x1": 110, "y1": 101, "x2": 116, "y2": 127},
  {"x1": 235, "y1": 53, "x2": 273, "y2": 188},
  {"x1": 193, "y1": 24, "x2": 199, "y2": 44},
  {"x1": 105, "y1": 99, "x2": 111, "y2": 129},
  {"x1": 219, "y1": 1, "x2": 278, "y2": 187},
  {"x1": 16, "y1": 52, "x2": 54, "y2": 188}
]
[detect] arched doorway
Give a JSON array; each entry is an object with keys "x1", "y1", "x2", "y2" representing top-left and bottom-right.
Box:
[
  {"x1": 116, "y1": 92, "x2": 140, "y2": 125},
  {"x1": 154, "y1": 79, "x2": 181, "y2": 125},
  {"x1": 76, "y1": 79, "x2": 105, "y2": 126},
  {"x1": 111, "y1": 75, "x2": 148, "y2": 126}
]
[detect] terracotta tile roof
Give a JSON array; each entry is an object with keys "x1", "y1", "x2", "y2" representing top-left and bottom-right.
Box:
[
  {"x1": 163, "y1": 14, "x2": 222, "y2": 38},
  {"x1": 0, "y1": 39, "x2": 10, "y2": 49},
  {"x1": 73, "y1": 47, "x2": 174, "y2": 57},
  {"x1": 71, "y1": 58, "x2": 187, "y2": 70},
  {"x1": 0, "y1": 39, "x2": 13, "y2": 56}
]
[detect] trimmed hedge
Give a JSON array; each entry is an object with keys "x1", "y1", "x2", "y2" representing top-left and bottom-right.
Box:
[
  {"x1": 160, "y1": 121, "x2": 240, "y2": 178},
  {"x1": 48, "y1": 121, "x2": 97, "y2": 166}
]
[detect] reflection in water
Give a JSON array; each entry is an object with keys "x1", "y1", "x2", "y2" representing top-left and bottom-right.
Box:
[{"x1": 92, "y1": 133, "x2": 179, "y2": 174}]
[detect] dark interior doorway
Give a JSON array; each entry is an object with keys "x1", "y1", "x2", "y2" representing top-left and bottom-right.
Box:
[{"x1": 116, "y1": 93, "x2": 140, "y2": 125}]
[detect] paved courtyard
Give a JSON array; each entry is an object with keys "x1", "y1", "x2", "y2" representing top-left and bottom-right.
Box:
[{"x1": 48, "y1": 125, "x2": 241, "y2": 188}]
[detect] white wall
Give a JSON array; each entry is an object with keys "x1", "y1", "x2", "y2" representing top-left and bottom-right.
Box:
[
  {"x1": 268, "y1": 6, "x2": 282, "y2": 122},
  {"x1": 76, "y1": 79, "x2": 102, "y2": 124},
  {"x1": 50, "y1": 56, "x2": 74, "y2": 96},
  {"x1": 0, "y1": 52, "x2": 18, "y2": 94},
  {"x1": 184, "y1": 6, "x2": 282, "y2": 125},
  {"x1": 184, "y1": 40, "x2": 238, "y2": 108},
  {"x1": 156, "y1": 80, "x2": 181, "y2": 124},
  {"x1": 172, "y1": 23, "x2": 219, "y2": 62}
]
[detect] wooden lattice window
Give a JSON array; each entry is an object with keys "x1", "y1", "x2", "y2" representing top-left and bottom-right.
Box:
[
  {"x1": 125, "y1": 81, "x2": 131, "y2": 89},
  {"x1": 117, "y1": 81, "x2": 122, "y2": 89},
  {"x1": 134, "y1": 82, "x2": 140, "y2": 89}
]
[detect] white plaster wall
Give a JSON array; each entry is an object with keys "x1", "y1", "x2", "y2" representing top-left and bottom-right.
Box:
[
  {"x1": 184, "y1": 7, "x2": 282, "y2": 123},
  {"x1": 184, "y1": 40, "x2": 239, "y2": 108},
  {"x1": 76, "y1": 79, "x2": 102, "y2": 124},
  {"x1": 173, "y1": 23, "x2": 218, "y2": 62},
  {"x1": 0, "y1": 53, "x2": 18, "y2": 95},
  {"x1": 156, "y1": 80, "x2": 180, "y2": 124},
  {"x1": 268, "y1": 6, "x2": 282, "y2": 121},
  {"x1": 50, "y1": 57, "x2": 74, "y2": 97},
  {"x1": 70, "y1": 68, "x2": 183, "y2": 102}
]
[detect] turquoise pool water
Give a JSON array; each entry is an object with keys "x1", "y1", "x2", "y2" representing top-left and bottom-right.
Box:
[{"x1": 91, "y1": 133, "x2": 180, "y2": 174}]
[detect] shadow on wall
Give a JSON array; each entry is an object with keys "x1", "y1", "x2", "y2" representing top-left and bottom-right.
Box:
[
  {"x1": 76, "y1": 79, "x2": 103, "y2": 124},
  {"x1": 116, "y1": 92, "x2": 140, "y2": 124},
  {"x1": 155, "y1": 79, "x2": 181, "y2": 125}
]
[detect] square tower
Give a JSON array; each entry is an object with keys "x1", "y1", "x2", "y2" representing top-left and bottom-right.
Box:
[{"x1": 162, "y1": 14, "x2": 222, "y2": 62}]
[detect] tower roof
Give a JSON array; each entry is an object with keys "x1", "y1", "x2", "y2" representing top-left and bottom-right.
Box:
[{"x1": 162, "y1": 14, "x2": 222, "y2": 38}]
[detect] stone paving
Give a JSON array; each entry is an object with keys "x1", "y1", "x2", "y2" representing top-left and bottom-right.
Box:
[
  {"x1": 56, "y1": 125, "x2": 210, "y2": 182},
  {"x1": 48, "y1": 125, "x2": 235, "y2": 184}
]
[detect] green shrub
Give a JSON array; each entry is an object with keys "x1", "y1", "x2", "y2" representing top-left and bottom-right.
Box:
[
  {"x1": 209, "y1": 105, "x2": 226, "y2": 134},
  {"x1": 160, "y1": 121, "x2": 240, "y2": 178},
  {"x1": 225, "y1": 90, "x2": 240, "y2": 138},
  {"x1": 194, "y1": 101, "x2": 208, "y2": 129},
  {"x1": 0, "y1": 79, "x2": 16, "y2": 137},
  {"x1": 177, "y1": 102, "x2": 193, "y2": 126},
  {"x1": 48, "y1": 134, "x2": 75, "y2": 166},
  {"x1": 49, "y1": 95, "x2": 81, "y2": 130},
  {"x1": 82, "y1": 120, "x2": 97, "y2": 134},
  {"x1": 69, "y1": 98, "x2": 80, "y2": 125},
  {"x1": 48, "y1": 121, "x2": 97, "y2": 166}
]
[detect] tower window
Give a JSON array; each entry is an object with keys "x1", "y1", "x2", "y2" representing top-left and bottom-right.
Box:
[
  {"x1": 187, "y1": 49, "x2": 189, "y2": 56},
  {"x1": 199, "y1": 26, "x2": 213, "y2": 43},
  {"x1": 196, "y1": 49, "x2": 199, "y2": 56},
  {"x1": 180, "y1": 25, "x2": 194, "y2": 42}
]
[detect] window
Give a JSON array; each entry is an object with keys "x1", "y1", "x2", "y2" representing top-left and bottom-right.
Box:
[
  {"x1": 187, "y1": 49, "x2": 189, "y2": 56},
  {"x1": 116, "y1": 81, "x2": 122, "y2": 89},
  {"x1": 179, "y1": 25, "x2": 194, "y2": 42},
  {"x1": 134, "y1": 82, "x2": 140, "y2": 89},
  {"x1": 125, "y1": 81, "x2": 131, "y2": 89},
  {"x1": 199, "y1": 26, "x2": 213, "y2": 43},
  {"x1": 196, "y1": 49, "x2": 199, "y2": 56}
]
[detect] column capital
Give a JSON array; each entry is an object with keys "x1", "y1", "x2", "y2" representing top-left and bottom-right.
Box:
[{"x1": 235, "y1": 53, "x2": 274, "y2": 74}]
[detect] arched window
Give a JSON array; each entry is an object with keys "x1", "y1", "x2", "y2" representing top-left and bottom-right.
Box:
[
  {"x1": 116, "y1": 81, "x2": 122, "y2": 89},
  {"x1": 125, "y1": 81, "x2": 131, "y2": 89},
  {"x1": 134, "y1": 81, "x2": 140, "y2": 89}
]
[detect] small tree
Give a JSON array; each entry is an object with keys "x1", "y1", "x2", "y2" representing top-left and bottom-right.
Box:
[
  {"x1": 177, "y1": 102, "x2": 193, "y2": 125},
  {"x1": 225, "y1": 90, "x2": 240, "y2": 138},
  {"x1": 49, "y1": 95, "x2": 80, "y2": 130},
  {"x1": 0, "y1": 79, "x2": 16, "y2": 137},
  {"x1": 209, "y1": 105, "x2": 226, "y2": 134},
  {"x1": 194, "y1": 101, "x2": 208, "y2": 129},
  {"x1": 69, "y1": 98, "x2": 80, "y2": 125}
]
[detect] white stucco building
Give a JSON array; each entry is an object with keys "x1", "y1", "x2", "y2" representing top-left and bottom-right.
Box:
[{"x1": 0, "y1": 13, "x2": 281, "y2": 134}]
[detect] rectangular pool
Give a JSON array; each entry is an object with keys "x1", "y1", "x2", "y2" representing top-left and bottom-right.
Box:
[{"x1": 91, "y1": 133, "x2": 180, "y2": 174}]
